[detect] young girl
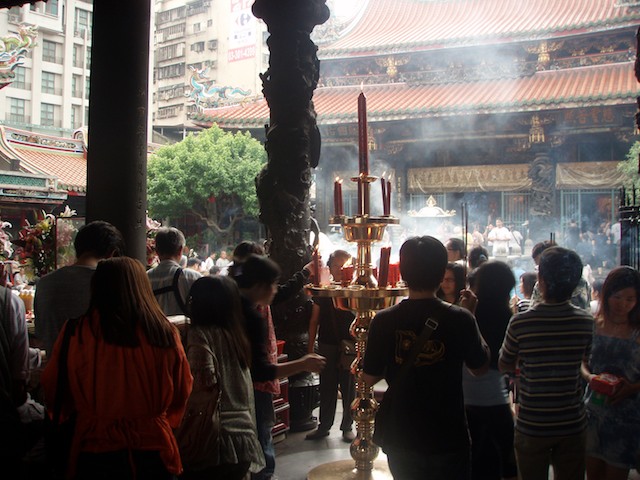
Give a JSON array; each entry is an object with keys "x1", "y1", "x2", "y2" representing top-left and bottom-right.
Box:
[
  {"x1": 181, "y1": 275, "x2": 265, "y2": 479},
  {"x1": 581, "y1": 266, "x2": 640, "y2": 480},
  {"x1": 437, "y1": 262, "x2": 466, "y2": 305}
]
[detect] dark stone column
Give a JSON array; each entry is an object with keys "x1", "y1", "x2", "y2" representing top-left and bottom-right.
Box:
[
  {"x1": 528, "y1": 146, "x2": 557, "y2": 243},
  {"x1": 252, "y1": 0, "x2": 329, "y2": 431},
  {"x1": 85, "y1": 0, "x2": 150, "y2": 262}
]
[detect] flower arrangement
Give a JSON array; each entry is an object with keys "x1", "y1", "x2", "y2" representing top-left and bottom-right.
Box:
[
  {"x1": 13, "y1": 210, "x2": 56, "y2": 279},
  {"x1": 56, "y1": 206, "x2": 79, "y2": 268}
]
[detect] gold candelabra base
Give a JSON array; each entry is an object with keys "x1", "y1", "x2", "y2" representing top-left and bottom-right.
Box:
[{"x1": 306, "y1": 214, "x2": 407, "y2": 476}]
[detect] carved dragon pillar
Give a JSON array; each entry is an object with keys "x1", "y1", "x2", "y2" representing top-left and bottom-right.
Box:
[{"x1": 252, "y1": 0, "x2": 329, "y2": 430}]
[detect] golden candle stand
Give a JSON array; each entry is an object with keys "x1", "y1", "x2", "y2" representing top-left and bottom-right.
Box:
[{"x1": 306, "y1": 213, "x2": 407, "y2": 480}]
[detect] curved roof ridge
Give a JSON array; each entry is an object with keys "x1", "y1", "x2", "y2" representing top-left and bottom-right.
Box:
[{"x1": 318, "y1": 0, "x2": 640, "y2": 57}]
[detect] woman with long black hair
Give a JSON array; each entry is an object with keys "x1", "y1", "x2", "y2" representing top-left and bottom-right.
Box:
[{"x1": 42, "y1": 257, "x2": 192, "y2": 480}]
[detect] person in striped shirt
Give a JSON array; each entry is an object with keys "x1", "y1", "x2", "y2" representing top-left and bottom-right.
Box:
[{"x1": 499, "y1": 247, "x2": 594, "y2": 480}]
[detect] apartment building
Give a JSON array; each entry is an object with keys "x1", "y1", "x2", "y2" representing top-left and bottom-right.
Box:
[
  {"x1": 0, "y1": 0, "x2": 93, "y2": 137},
  {"x1": 152, "y1": 0, "x2": 269, "y2": 141}
]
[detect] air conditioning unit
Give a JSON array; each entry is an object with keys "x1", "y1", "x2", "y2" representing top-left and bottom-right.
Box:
[{"x1": 8, "y1": 14, "x2": 20, "y2": 23}]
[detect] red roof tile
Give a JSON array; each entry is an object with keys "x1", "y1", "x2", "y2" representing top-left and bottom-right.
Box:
[
  {"x1": 318, "y1": 0, "x2": 640, "y2": 57},
  {"x1": 194, "y1": 62, "x2": 639, "y2": 128},
  {"x1": 11, "y1": 145, "x2": 86, "y2": 192}
]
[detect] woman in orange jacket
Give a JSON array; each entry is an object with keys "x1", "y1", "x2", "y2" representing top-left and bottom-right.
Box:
[{"x1": 42, "y1": 257, "x2": 193, "y2": 479}]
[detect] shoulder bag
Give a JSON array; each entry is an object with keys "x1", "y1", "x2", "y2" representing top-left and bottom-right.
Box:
[{"x1": 174, "y1": 337, "x2": 222, "y2": 472}]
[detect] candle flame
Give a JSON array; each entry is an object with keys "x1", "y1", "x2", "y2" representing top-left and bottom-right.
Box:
[
  {"x1": 360, "y1": 81, "x2": 364, "y2": 92},
  {"x1": 335, "y1": 176, "x2": 340, "y2": 182}
]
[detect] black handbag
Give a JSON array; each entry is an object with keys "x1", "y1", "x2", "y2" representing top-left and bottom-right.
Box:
[
  {"x1": 44, "y1": 317, "x2": 78, "y2": 479},
  {"x1": 373, "y1": 317, "x2": 439, "y2": 450}
]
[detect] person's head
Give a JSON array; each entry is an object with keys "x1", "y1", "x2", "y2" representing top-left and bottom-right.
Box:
[
  {"x1": 531, "y1": 240, "x2": 556, "y2": 266},
  {"x1": 90, "y1": 257, "x2": 175, "y2": 348},
  {"x1": 232, "y1": 241, "x2": 265, "y2": 261},
  {"x1": 473, "y1": 261, "x2": 515, "y2": 303},
  {"x1": 599, "y1": 266, "x2": 640, "y2": 326},
  {"x1": 187, "y1": 258, "x2": 201, "y2": 271},
  {"x1": 230, "y1": 241, "x2": 265, "y2": 277},
  {"x1": 219, "y1": 250, "x2": 228, "y2": 260},
  {"x1": 233, "y1": 254, "x2": 281, "y2": 305},
  {"x1": 399, "y1": 236, "x2": 448, "y2": 292},
  {"x1": 154, "y1": 227, "x2": 185, "y2": 259},
  {"x1": 468, "y1": 245, "x2": 489, "y2": 270},
  {"x1": 445, "y1": 238, "x2": 465, "y2": 262},
  {"x1": 327, "y1": 249, "x2": 351, "y2": 281},
  {"x1": 520, "y1": 272, "x2": 537, "y2": 299},
  {"x1": 188, "y1": 275, "x2": 250, "y2": 368},
  {"x1": 591, "y1": 278, "x2": 604, "y2": 300},
  {"x1": 438, "y1": 262, "x2": 467, "y2": 301},
  {"x1": 74, "y1": 221, "x2": 125, "y2": 260},
  {"x1": 208, "y1": 265, "x2": 221, "y2": 276},
  {"x1": 538, "y1": 247, "x2": 582, "y2": 303},
  {"x1": 495, "y1": 218, "x2": 504, "y2": 228}
]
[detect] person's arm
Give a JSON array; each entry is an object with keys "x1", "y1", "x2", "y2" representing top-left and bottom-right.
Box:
[
  {"x1": 272, "y1": 264, "x2": 312, "y2": 305},
  {"x1": 308, "y1": 303, "x2": 320, "y2": 354},
  {"x1": 275, "y1": 353, "x2": 326, "y2": 378}
]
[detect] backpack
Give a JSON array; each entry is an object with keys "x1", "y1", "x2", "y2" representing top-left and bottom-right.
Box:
[{"x1": 153, "y1": 268, "x2": 187, "y2": 314}]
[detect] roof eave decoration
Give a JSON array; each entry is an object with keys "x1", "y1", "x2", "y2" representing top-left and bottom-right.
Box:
[{"x1": 0, "y1": 24, "x2": 38, "y2": 90}]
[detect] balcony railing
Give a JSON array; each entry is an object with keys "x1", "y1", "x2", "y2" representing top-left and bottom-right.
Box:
[{"x1": 8, "y1": 114, "x2": 31, "y2": 124}]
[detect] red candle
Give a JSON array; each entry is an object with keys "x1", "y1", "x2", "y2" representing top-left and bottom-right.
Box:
[
  {"x1": 386, "y1": 179, "x2": 392, "y2": 215},
  {"x1": 334, "y1": 178, "x2": 343, "y2": 216},
  {"x1": 312, "y1": 248, "x2": 321, "y2": 286},
  {"x1": 381, "y1": 177, "x2": 387, "y2": 216},
  {"x1": 378, "y1": 247, "x2": 391, "y2": 287},
  {"x1": 388, "y1": 262, "x2": 400, "y2": 287},
  {"x1": 358, "y1": 91, "x2": 369, "y2": 176}
]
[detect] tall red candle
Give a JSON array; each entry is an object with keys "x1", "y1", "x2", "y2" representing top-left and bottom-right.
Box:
[
  {"x1": 334, "y1": 178, "x2": 342, "y2": 216},
  {"x1": 337, "y1": 179, "x2": 343, "y2": 216},
  {"x1": 381, "y1": 177, "x2": 387, "y2": 215},
  {"x1": 358, "y1": 91, "x2": 369, "y2": 176},
  {"x1": 386, "y1": 179, "x2": 392, "y2": 215},
  {"x1": 378, "y1": 247, "x2": 391, "y2": 287}
]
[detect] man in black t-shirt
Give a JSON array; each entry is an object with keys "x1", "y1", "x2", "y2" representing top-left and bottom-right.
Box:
[{"x1": 363, "y1": 236, "x2": 489, "y2": 480}]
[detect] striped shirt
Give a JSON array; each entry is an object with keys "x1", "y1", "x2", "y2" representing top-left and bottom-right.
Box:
[{"x1": 500, "y1": 301, "x2": 594, "y2": 437}]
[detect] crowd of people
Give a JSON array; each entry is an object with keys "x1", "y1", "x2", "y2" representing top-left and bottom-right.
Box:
[{"x1": 1, "y1": 219, "x2": 638, "y2": 480}]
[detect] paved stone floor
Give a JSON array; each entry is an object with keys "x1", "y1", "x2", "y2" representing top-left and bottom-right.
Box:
[{"x1": 273, "y1": 405, "x2": 640, "y2": 480}]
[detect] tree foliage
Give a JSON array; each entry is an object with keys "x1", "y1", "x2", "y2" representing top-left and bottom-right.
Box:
[
  {"x1": 147, "y1": 125, "x2": 266, "y2": 240},
  {"x1": 618, "y1": 141, "x2": 640, "y2": 189}
]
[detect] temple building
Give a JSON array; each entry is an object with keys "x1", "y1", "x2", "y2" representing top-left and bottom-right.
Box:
[{"x1": 191, "y1": 0, "x2": 637, "y2": 241}]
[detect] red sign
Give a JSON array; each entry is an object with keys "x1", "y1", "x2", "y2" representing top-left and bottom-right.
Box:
[{"x1": 228, "y1": 45, "x2": 256, "y2": 62}]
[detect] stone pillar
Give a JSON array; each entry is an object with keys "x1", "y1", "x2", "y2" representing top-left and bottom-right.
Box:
[
  {"x1": 528, "y1": 146, "x2": 557, "y2": 242},
  {"x1": 85, "y1": 0, "x2": 151, "y2": 263},
  {"x1": 252, "y1": 0, "x2": 329, "y2": 431}
]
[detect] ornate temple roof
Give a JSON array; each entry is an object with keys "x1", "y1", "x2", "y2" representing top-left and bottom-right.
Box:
[
  {"x1": 0, "y1": 127, "x2": 87, "y2": 193},
  {"x1": 316, "y1": 0, "x2": 640, "y2": 58},
  {"x1": 193, "y1": 61, "x2": 639, "y2": 128}
]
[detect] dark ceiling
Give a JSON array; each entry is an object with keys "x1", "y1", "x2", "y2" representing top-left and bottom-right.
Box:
[{"x1": 0, "y1": 1, "x2": 41, "y2": 8}]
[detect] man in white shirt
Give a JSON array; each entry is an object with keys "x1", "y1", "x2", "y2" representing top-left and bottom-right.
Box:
[{"x1": 487, "y1": 218, "x2": 511, "y2": 256}]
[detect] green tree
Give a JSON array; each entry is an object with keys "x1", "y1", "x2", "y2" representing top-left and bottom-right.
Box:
[
  {"x1": 619, "y1": 141, "x2": 640, "y2": 189},
  {"x1": 147, "y1": 125, "x2": 266, "y2": 245}
]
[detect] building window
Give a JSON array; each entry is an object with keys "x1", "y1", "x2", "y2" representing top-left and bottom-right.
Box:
[
  {"x1": 72, "y1": 75, "x2": 81, "y2": 97},
  {"x1": 42, "y1": 71, "x2": 56, "y2": 94},
  {"x1": 86, "y1": 47, "x2": 91, "y2": 69},
  {"x1": 41, "y1": 103, "x2": 55, "y2": 127},
  {"x1": 193, "y1": 23, "x2": 201, "y2": 33},
  {"x1": 42, "y1": 40, "x2": 60, "y2": 63},
  {"x1": 191, "y1": 42, "x2": 205, "y2": 53},
  {"x1": 71, "y1": 105, "x2": 82, "y2": 129},
  {"x1": 85, "y1": 107, "x2": 90, "y2": 124},
  {"x1": 207, "y1": 19, "x2": 213, "y2": 27},
  {"x1": 45, "y1": 0, "x2": 59, "y2": 16},
  {"x1": 13, "y1": 66, "x2": 27, "y2": 89},
  {"x1": 85, "y1": 77, "x2": 90, "y2": 99},
  {"x1": 73, "y1": 44, "x2": 83, "y2": 67},
  {"x1": 157, "y1": 63, "x2": 185, "y2": 80},
  {"x1": 9, "y1": 98, "x2": 26, "y2": 123},
  {"x1": 75, "y1": 8, "x2": 92, "y2": 37}
]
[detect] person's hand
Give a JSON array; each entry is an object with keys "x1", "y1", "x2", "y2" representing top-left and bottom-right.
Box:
[
  {"x1": 304, "y1": 260, "x2": 318, "y2": 278},
  {"x1": 301, "y1": 353, "x2": 326, "y2": 373},
  {"x1": 458, "y1": 289, "x2": 477, "y2": 314},
  {"x1": 609, "y1": 378, "x2": 639, "y2": 405}
]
